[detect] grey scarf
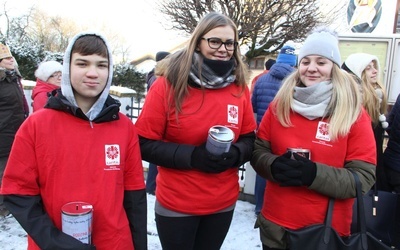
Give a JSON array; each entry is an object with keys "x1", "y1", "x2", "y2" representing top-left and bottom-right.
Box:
[
  {"x1": 292, "y1": 81, "x2": 333, "y2": 120},
  {"x1": 189, "y1": 53, "x2": 236, "y2": 89}
]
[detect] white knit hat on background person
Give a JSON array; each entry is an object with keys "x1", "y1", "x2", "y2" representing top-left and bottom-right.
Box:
[
  {"x1": 35, "y1": 61, "x2": 63, "y2": 82},
  {"x1": 343, "y1": 53, "x2": 379, "y2": 79},
  {"x1": 298, "y1": 27, "x2": 341, "y2": 66}
]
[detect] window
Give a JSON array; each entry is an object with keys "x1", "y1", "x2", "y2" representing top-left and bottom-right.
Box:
[{"x1": 248, "y1": 58, "x2": 265, "y2": 70}]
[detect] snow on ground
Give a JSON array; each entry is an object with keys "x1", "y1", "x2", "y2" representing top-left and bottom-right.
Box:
[{"x1": 0, "y1": 194, "x2": 262, "y2": 250}]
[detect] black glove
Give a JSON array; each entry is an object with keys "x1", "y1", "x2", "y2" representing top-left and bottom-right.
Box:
[
  {"x1": 191, "y1": 144, "x2": 239, "y2": 173},
  {"x1": 271, "y1": 152, "x2": 316, "y2": 187},
  {"x1": 220, "y1": 145, "x2": 240, "y2": 168},
  {"x1": 271, "y1": 152, "x2": 295, "y2": 179}
]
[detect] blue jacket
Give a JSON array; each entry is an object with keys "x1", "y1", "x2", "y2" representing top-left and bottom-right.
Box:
[
  {"x1": 251, "y1": 63, "x2": 294, "y2": 125},
  {"x1": 384, "y1": 94, "x2": 400, "y2": 172}
]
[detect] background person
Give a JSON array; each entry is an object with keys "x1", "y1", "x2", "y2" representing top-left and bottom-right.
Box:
[
  {"x1": 145, "y1": 51, "x2": 170, "y2": 195},
  {"x1": 32, "y1": 60, "x2": 63, "y2": 112},
  {"x1": 251, "y1": 27, "x2": 376, "y2": 250},
  {"x1": 341, "y1": 53, "x2": 389, "y2": 191},
  {"x1": 251, "y1": 42, "x2": 297, "y2": 215},
  {"x1": 0, "y1": 43, "x2": 29, "y2": 217},
  {"x1": 1, "y1": 32, "x2": 147, "y2": 250},
  {"x1": 135, "y1": 12, "x2": 256, "y2": 250},
  {"x1": 384, "y1": 93, "x2": 400, "y2": 193},
  {"x1": 250, "y1": 58, "x2": 276, "y2": 95},
  {"x1": 382, "y1": 93, "x2": 400, "y2": 248}
]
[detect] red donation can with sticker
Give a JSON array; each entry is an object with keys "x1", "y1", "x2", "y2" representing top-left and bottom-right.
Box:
[{"x1": 61, "y1": 201, "x2": 93, "y2": 244}]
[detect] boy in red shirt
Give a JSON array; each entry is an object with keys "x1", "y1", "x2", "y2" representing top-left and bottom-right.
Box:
[{"x1": 1, "y1": 32, "x2": 147, "y2": 250}]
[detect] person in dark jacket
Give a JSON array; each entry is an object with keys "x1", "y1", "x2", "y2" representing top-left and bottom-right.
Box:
[
  {"x1": 0, "y1": 43, "x2": 29, "y2": 218},
  {"x1": 384, "y1": 93, "x2": 400, "y2": 193},
  {"x1": 250, "y1": 59, "x2": 276, "y2": 95},
  {"x1": 145, "y1": 51, "x2": 170, "y2": 195},
  {"x1": 146, "y1": 51, "x2": 170, "y2": 91},
  {"x1": 1, "y1": 32, "x2": 147, "y2": 250},
  {"x1": 251, "y1": 43, "x2": 297, "y2": 215},
  {"x1": 383, "y1": 94, "x2": 400, "y2": 248}
]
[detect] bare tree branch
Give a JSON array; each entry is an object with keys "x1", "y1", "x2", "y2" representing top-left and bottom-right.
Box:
[{"x1": 159, "y1": 0, "x2": 345, "y2": 60}]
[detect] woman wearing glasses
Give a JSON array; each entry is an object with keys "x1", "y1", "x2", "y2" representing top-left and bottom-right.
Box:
[
  {"x1": 32, "y1": 60, "x2": 63, "y2": 112},
  {"x1": 136, "y1": 12, "x2": 256, "y2": 250}
]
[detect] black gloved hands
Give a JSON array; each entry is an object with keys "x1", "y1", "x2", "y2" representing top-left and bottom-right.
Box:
[
  {"x1": 191, "y1": 144, "x2": 240, "y2": 173},
  {"x1": 271, "y1": 152, "x2": 316, "y2": 186},
  {"x1": 220, "y1": 145, "x2": 240, "y2": 168}
]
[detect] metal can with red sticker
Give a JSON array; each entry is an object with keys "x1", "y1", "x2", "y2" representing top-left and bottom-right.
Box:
[{"x1": 61, "y1": 201, "x2": 93, "y2": 244}]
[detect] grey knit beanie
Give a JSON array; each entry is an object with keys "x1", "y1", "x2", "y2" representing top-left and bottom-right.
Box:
[{"x1": 298, "y1": 27, "x2": 341, "y2": 66}]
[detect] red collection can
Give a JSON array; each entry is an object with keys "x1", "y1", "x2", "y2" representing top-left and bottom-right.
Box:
[{"x1": 61, "y1": 201, "x2": 93, "y2": 244}]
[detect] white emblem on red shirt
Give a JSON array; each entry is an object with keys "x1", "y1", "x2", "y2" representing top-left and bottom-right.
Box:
[
  {"x1": 227, "y1": 105, "x2": 239, "y2": 124},
  {"x1": 315, "y1": 121, "x2": 330, "y2": 142},
  {"x1": 105, "y1": 144, "x2": 120, "y2": 167}
]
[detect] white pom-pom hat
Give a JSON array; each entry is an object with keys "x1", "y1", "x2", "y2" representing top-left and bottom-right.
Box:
[{"x1": 35, "y1": 61, "x2": 63, "y2": 82}]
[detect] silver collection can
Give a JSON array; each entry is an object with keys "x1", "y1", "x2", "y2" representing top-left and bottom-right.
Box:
[
  {"x1": 287, "y1": 148, "x2": 311, "y2": 160},
  {"x1": 206, "y1": 125, "x2": 235, "y2": 156},
  {"x1": 61, "y1": 201, "x2": 93, "y2": 244}
]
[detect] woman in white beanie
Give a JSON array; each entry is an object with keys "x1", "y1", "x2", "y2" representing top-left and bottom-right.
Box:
[
  {"x1": 251, "y1": 27, "x2": 376, "y2": 249},
  {"x1": 32, "y1": 60, "x2": 62, "y2": 112},
  {"x1": 342, "y1": 53, "x2": 389, "y2": 191}
]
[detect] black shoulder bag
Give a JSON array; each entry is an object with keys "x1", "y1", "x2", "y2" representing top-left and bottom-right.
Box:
[
  {"x1": 351, "y1": 175, "x2": 400, "y2": 249},
  {"x1": 286, "y1": 172, "x2": 394, "y2": 250}
]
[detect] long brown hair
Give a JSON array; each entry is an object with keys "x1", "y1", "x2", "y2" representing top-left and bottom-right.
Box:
[{"x1": 164, "y1": 12, "x2": 248, "y2": 113}]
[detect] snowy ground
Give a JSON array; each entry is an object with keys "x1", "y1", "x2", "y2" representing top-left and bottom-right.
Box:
[{"x1": 0, "y1": 194, "x2": 262, "y2": 250}]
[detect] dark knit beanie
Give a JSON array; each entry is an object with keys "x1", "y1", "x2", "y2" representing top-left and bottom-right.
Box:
[
  {"x1": 155, "y1": 51, "x2": 170, "y2": 62},
  {"x1": 264, "y1": 59, "x2": 276, "y2": 70}
]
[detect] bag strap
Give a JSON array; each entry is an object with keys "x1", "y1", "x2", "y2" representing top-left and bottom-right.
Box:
[
  {"x1": 324, "y1": 198, "x2": 334, "y2": 226},
  {"x1": 351, "y1": 171, "x2": 368, "y2": 249},
  {"x1": 323, "y1": 198, "x2": 335, "y2": 244}
]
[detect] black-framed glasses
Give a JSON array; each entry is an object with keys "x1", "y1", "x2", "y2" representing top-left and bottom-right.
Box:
[{"x1": 201, "y1": 37, "x2": 238, "y2": 51}]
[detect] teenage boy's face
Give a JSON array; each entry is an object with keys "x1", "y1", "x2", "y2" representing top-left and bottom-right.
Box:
[{"x1": 70, "y1": 52, "x2": 109, "y2": 104}]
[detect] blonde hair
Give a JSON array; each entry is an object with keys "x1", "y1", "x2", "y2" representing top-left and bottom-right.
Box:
[
  {"x1": 154, "y1": 58, "x2": 168, "y2": 77},
  {"x1": 163, "y1": 12, "x2": 248, "y2": 113},
  {"x1": 360, "y1": 60, "x2": 388, "y2": 123},
  {"x1": 274, "y1": 65, "x2": 362, "y2": 141}
]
